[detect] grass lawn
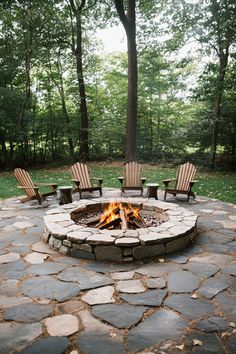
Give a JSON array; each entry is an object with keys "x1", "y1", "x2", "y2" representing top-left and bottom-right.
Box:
[{"x1": 0, "y1": 162, "x2": 235, "y2": 204}]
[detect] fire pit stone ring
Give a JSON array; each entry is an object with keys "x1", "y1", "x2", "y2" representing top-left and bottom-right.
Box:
[{"x1": 43, "y1": 198, "x2": 198, "y2": 262}]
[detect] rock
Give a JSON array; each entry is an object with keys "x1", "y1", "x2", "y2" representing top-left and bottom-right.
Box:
[
  {"x1": 44, "y1": 314, "x2": 79, "y2": 336},
  {"x1": 146, "y1": 277, "x2": 166, "y2": 289},
  {"x1": 121, "y1": 289, "x2": 167, "y2": 306},
  {"x1": 195, "y1": 316, "x2": 230, "y2": 332},
  {"x1": 165, "y1": 294, "x2": 216, "y2": 319},
  {"x1": 0, "y1": 322, "x2": 42, "y2": 354},
  {"x1": 0, "y1": 295, "x2": 32, "y2": 309},
  {"x1": 198, "y1": 278, "x2": 229, "y2": 299},
  {"x1": 0, "y1": 252, "x2": 20, "y2": 264},
  {"x1": 92, "y1": 304, "x2": 147, "y2": 329},
  {"x1": 116, "y1": 279, "x2": 145, "y2": 293},
  {"x1": 77, "y1": 310, "x2": 125, "y2": 354},
  {"x1": 4, "y1": 303, "x2": 53, "y2": 322},
  {"x1": 19, "y1": 336, "x2": 69, "y2": 354},
  {"x1": 167, "y1": 270, "x2": 200, "y2": 293},
  {"x1": 22, "y1": 276, "x2": 80, "y2": 302},
  {"x1": 111, "y1": 271, "x2": 134, "y2": 280},
  {"x1": 24, "y1": 252, "x2": 46, "y2": 264},
  {"x1": 127, "y1": 309, "x2": 188, "y2": 352},
  {"x1": 81, "y1": 286, "x2": 115, "y2": 305}
]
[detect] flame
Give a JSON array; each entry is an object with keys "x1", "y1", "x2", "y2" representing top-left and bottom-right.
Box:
[{"x1": 99, "y1": 202, "x2": 141, "y2": 226}]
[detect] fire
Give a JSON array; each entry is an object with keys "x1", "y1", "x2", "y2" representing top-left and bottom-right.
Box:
[{"x1": 96, "y1": 202, "x2": 144, "y2": 230}]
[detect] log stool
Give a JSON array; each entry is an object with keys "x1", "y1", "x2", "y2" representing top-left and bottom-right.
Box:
[
  {"x1": 59, "y1": 186, "x2": 73, "y2": 205},
  {"x1": 146, "y1": 183, "x2": 159, "y2": 200}
]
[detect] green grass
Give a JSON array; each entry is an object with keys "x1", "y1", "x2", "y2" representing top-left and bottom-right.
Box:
[{"x1": 0, "y1": 163, "x2": 235, "y2": 204}]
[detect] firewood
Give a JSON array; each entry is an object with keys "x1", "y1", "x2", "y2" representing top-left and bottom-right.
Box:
[
  {"x1": 86, "y1": 216, "x2": 101, "y2": 226},
  {"x1": 119, "y1": 209, "x2": 128, "y2": 230},
  {"x1": 98, "y1": 217, "x2": 122, "y2": 230}
]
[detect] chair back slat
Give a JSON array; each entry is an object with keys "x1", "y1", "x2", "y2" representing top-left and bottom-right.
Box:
[
  {"x1": 176, "y1": 162, "x2": 196, "y2": 191},
  {"x1": 71, "y1": 163, "x2": 92, "y2": 189},
  {"x1": 125, "y1": 161, "x2": 141, "y2": 187},
  {"x1": 14, "y1": 168, "x2": 36, "y2": 197}
]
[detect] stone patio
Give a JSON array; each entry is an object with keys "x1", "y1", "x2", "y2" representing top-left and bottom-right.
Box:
[{"x1": 0, "y1": 188, "x2": 235, "y2": 354}]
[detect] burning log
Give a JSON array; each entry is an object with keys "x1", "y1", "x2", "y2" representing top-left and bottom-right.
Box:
[
  {"x1": 119, "y1": 209, "x2": 128, "y2": 230},
  {"x1": 95, "y1": 203, "x2": 147, "y2": 230},
  {"x1": 98, "y1": 217, "x2": 122, "y2": 230}
]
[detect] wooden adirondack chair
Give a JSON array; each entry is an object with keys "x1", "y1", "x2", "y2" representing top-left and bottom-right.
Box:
[
  {"x1": 14, "y1": 168, "x2": 57, "y2": 204},
  {"x1": 162, "y1": 162, "x2": 197, "y2": 201},
  {"x1": 118, "y1": 161, "x2": 146, "y2": 195},
  {"x1": 70, "y1": 162, "x2": 102, "y2": 198}
]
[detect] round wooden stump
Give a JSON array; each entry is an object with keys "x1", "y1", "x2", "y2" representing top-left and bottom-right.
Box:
[
  {"x1": 59, "y1": 186, "x2": 73, "y2": 205},
  {"x1": 146, "y1": 183, "x2": 159, "y2": 200}
]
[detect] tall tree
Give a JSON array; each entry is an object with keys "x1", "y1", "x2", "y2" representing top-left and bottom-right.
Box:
[
  {"x1": 68, "y1": 0, "x2": 89, "y2": 160},
  {"x1": 114, "y1": 0, "x2": 137, "y2": 161}
]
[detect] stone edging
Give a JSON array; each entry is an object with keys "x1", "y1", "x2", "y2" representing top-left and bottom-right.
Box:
[{"x1": 43, "y1": 198, "x2": 198, "y2": 262}]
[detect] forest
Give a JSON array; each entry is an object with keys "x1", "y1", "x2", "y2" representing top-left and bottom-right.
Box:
[{"x1": 0, "y1": 0, "x2": 236, "y2": 171}]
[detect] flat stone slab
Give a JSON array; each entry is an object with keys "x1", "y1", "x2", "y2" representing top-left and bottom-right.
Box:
[
  {"x1": 216, "y1": 292, "x2": 236, "y2": 322},
  {"x1": 127, "y1": 309, "x2": 188, "y2": 353},
  {"x1": 195, "y1": 316, "x2": 230, "y2": 332},
  {"x1": 116, "y1": 279, "x2": 145, "y2": 293},
  {"x1": 111, "y1": 271, "x2": 134, "y2": 280},
  {"x1": 0, "y1": 295, "x2": 32, "y2": 309},
  {"x1": 27, "y1": 262, "x2": 66, "y2": 276},
  {"x1": 92, "y1": 304, "x2": 147, "y2": 328},
  {"x1": 165, "y1": 294, "x2": 216, "y2": 319},
  {"x1": 183, "y1": 262, "x2": 219, "y2": 278},
  {"x1": 13, "y1": 221, "x2": 35, "y2": 229},
  {"x1": 19, "y1": 336, "x2": 69, "y2": 354},
  {"x1": 198, "y1": 277, "x2": 229, "y2": 299},
  {"x1": 0, "y1": 322, "x2": 42, "y2": 354},
  {"x1": 22, "y1": 276, "x2": 80, "y2": 302},
  {"x1": 0, "y1": 259, "x2": 26, "y2": 279},
  {"x1": 4, "y1": 303, "x2": 53, "y2": 322},
  {"x1": 136, "y1": 262, "x2": 179, "y2": 277},
  {"x1": 56, "y1": 300, "x2": 84, "y2": 314},
  {"x1": 189, "y1": 253, "x2": 233, "y2": 267},
  {"x1": 77, "y1": 310, "x2": 125, "y2": 354},
  {"x1": 185, "y1": 332, "x2": 225, "y2": 353},
  {"x1": 0, "y1": 279, "x2": 19, "y2": 296},
  {"x1": 57, "y1": 267, "x2": 113, "y2": 290},
  {"x1": 0, "y1": 252, "x2": 20, "y2": 264},
  {"x1": 31, "y1": 241, "x2": 58, "y2": 254},
  {"x1": 44, "y1": 314, "x2": 79, "y2": 336},
  {"x1": 222, "y1": 262, "x2": 236, "y2": 276},
  {"x1": 167, "y1": 270, "x2": 200, "y2": 293},
  {"x1": 146, "y1": 277, "x2": 166, "y2": 289},
  {"x1": 81, "y1": 286, "x2": 115, "y2": 305},
  {"x1": 24, "y1": 252, "x2": 46, "y2": 264},
  {"x1": 121, "y1": 289, "x2": 167, "y2": 306}
]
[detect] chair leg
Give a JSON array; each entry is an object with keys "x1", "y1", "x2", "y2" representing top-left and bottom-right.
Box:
[
  {"x1": 99, "y1": 188, "x2": 102, "y2": 197},
  {"x1": 164, "y1": 190, "x2": 167, "y2": 200}
]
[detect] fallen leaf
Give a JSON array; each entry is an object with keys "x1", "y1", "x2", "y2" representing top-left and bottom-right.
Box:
[
  {"x1": 158, "y1": 258, "x2": 165, "y2": 263},
  {"x1": 191, "y1": 293, "x2": 199, "y2": 299},
  {"x1": 193, "y1": 339, "x2": 203, "y2": 346},
  {"x1": 230, "y1": 322, "x2": 236, "y2": 328}
]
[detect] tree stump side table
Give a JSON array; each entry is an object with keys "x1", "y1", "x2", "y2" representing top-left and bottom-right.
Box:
[
  {"x1": 59, "y1": 186, "x2": 73, "y2": 205},
  {"x1": 146, "y1": 183, "x2": 159, "y2": 200}
]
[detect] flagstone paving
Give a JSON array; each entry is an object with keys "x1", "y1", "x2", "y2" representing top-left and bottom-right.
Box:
[{"x1": 0, "y1": 188, "x2": 235, "y2": 353}]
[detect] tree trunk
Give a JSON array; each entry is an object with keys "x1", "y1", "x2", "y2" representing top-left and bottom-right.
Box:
[
  {"x1": 210, "y1": 49, "x2": 228, "y2": 169},
  {"x1": 75, "y1": 12, "x2": 89, "y2": 160},
  {"x1": 55, "y1": 53, "x2": 74, "y2": 157},
  {"x1": 115, "y1": 0, "x2": 137, "y2": 162},
  {"x1": 0, "y1": 131, "x2": 8, "y2": 168}
]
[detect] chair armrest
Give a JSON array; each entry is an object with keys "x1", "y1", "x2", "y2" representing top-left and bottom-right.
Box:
[
  {"x1": 118, "y1": 177, "x2": 124, "y2": 185},
  {"x1": 189, "y1": 180, "x2": 198, "y2": 187},
  {"x1": 140, "y1": 177, "x2": 147, "y2": 185},
  {"x1": 35, "y1": 182, "x2": 57, "y2": 187},
  {"x1": 17, "y1": 185, "x2": 39, "y2": 190},
  {"x1": 162, "y1": 179, "x2": 176, "y2": 187},
  {"x1": 93, "y1": 178, "x2": 103, "y2": 186},
  {"x1": 71, "y1": 179, "x2": 80, "y2": 187}
]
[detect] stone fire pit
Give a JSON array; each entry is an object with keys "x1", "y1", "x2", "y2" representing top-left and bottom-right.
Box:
[{"x1": 43, "y1": 198, "x2": 198, "y2": 262}]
